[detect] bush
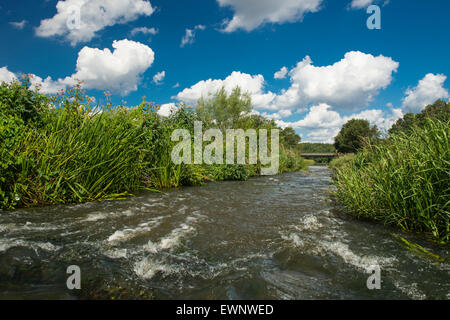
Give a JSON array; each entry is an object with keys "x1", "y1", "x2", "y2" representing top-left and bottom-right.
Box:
[
  {"x1": 0, "y1": 78, "x2": 49, "y2": 126},
  {"x1": 0, "y1": 114, "x2": 27, "y2": 208}
]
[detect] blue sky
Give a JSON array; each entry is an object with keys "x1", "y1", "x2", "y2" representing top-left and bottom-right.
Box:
[{"x1": 1, "y1": 0, "x2": 449, "y2": 142}]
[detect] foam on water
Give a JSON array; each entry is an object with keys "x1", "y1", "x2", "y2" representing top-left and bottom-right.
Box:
[
  {"x1": 104, "y1": 248, "x2": 128, "y2": 259},
  {"x1": 282, "y1": 233, "x2": 304, "y2": 247},
  {"x1": 82, "y1": 209, "x2": 136, "y2": 222},
  {"x1": 295, "y1": 215, "x2": 323, "y2": 231},
  {"x1": 134, "y1": 257, "x2": 176, "y2": 279},
  {"x1": 319, "y1": 241, "x2": 397, "y2": 271},
  {"x1": 107, "y1": 217, "x2": 163, "y2": 244},
  {"x1": 393, "y1": 281, "x2": 427, "y2": 300},
  {"x1": 0, "y1": 238, "x2": 61, "y2": 253},
  {"x1": 145, "y1": 223, "x2": 195, "y2": 253},
  {"x1": 144, "y1": 213, "x2": 204, "y2": 253}
]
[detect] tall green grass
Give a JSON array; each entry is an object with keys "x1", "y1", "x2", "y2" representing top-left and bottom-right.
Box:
[
  {"x1": 333, "y1": 119, "x2": 449, "y2": 244},
  {"x1": 0, "y1": 81, "x2": 309, "y2": 210}
]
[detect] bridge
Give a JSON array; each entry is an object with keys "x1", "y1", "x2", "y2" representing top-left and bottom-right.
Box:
[{"x1": 300, "y1": 153, "x2": 339, "y2": 159}]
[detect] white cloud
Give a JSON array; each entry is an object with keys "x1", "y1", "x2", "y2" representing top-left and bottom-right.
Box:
[
  {"x1": 217, "y1": 0, "x2": 322, "y2": 32},
  {"x1": 402, "y1": 73, "x2": 449, "y2": 112},
  {"x1": 274, "y1": 66, "x2": 288, "y2": 79},
  {"x1": 158, "y1": 103, "x2": 178, "y2": 117},
  {"x1": 30, "y1": 75, "x2": 70, "y2": 94},
  {"x1": 350, "y1": 0, "x2": 373, "y2": 9},
  {"x1": 131, "y1": 27, "x2": 158, "y2": 37},
  {"x1": 36, "y1": 0, "x2": 154, "y2": 45},
  {"x1": 276, "y1": 103, "x2": 403, "y2": 143},
  {"x1": 153, "y1": 71, "x2": 165, "y2": 85},
  {"x1": 174, "y1": 51, "x2": 398, "y2": 117},
  {"x1": 350, "y1": 0, "x2": 390, "y2": 10},
  {"x1": 10, "y1": 20, "x2": 27, "y2": 30},
  {"x1": 175, "y1": 71, "x2": 276, "y2": 110},
  {"x1": 68, "y1": 39, "x2": 155, "y2": 95},
  {"x1": 0, "y1": 40, "x2": 154, "y2": 96},
  {"x1": 274, "y1": 51, "x2": 399, "y2": 111},
  {"x1": 0, "y1": 67, "x2": 18, "y2": 83},
  {"x1": 181, "y1": 25, "x2": 206, "y2": 48},
  {"x1": 0, "y1": 66, "x2": 68, "y2": 94}
]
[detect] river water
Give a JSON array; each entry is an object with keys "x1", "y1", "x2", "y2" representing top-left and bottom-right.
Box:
[{"x1": 0, "y1": 166, "x2": 448, "y2": 300}]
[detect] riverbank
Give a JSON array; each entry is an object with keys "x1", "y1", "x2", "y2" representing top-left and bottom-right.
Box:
[
  {"x1": 331, "y1": 118, "x2": 449, "y2": 245},
  {"x1": 0, "y1": 80, "x2": 308, "y2": 211}
]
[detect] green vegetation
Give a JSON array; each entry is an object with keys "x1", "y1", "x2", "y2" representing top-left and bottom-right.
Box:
[
  {"x1": 333, "y1": 118, "x2": 449, "y2": 244},
  {"x1": 389, "y1": 99, "x2": 449, "y2": 136},
  {"x1": 0, "y1": 79, "x2": 309, "y2": 210},
  {"x1": 328, "y1": 154, "x2": 355, "y2": 171},
  {"x1": 299, "y1": 143, "x2": 335, "y2": 154},
  {"x1": 334, "y1": 119, "x2": 380, "y2": 154}
]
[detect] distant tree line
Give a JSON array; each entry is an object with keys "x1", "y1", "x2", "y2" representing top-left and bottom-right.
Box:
[{"x1": 334, "y1": 100, "x2": 449, "y2": 154}]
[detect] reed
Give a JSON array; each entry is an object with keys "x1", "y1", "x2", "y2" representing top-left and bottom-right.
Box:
[
  {"x1": 333, "y1": 119, "x2": 449, "y2": 244},
  {"x1": 0, "y1": 81, "x2": 309, "y2": 210}
]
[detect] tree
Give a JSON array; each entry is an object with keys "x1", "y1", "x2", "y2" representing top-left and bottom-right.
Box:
[
  {"x1": 389, "y1": 100, "x2": 449, "y2": 136},
  {"x1": 299, "y1": 143, "x2": 335, "y2": 153},
  {"x1": 196, "y1": 86, "x2": 252, "y2": 131},
  {"x1": 334, "y1": 119, "x2": 380, "y2": 153},
  {"x1": 389, "y1": 113, "x2": 416, "y2": 136},
  {"x1": 280, "y1": 127, "x2": 301, "y2": 149}
]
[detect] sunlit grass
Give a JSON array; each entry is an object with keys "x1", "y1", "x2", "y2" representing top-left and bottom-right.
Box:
[{"x1": 333, "y1": 119, "x2": 449, "y2": 244}]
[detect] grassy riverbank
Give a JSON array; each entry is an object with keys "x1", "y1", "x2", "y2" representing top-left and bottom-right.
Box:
[
  {"x1": 0, "y1": 80, "x2": 309, "y2": 210},
  {"x1": 332, "y1": 118, "x2": 449, "y2": 244}
]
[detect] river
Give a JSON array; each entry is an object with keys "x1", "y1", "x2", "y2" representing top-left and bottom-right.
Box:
[{"x1": 0, "y1": 166, "x2": 448, "y2": 299}]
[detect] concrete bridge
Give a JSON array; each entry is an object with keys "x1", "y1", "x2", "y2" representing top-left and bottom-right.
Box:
[{"x1": 300, "y1": 153, "x2": 339, "y2": 159}]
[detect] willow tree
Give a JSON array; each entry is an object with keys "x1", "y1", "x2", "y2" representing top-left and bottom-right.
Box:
[{"x1": 196, "y1": 86, "x2": 252, "y2": 131}]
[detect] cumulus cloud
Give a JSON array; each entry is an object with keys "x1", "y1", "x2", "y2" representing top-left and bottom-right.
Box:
[
  {"x1": 276, "y1": 103, "x2": 403, "y2": 143},
  {"x1": 350, "y1": 0, "x2": 373, "y2": 9},
  {"x1": 217, "y1": 0, "x2": 322, "y2": 32},
  {"x1": 350, "y1": 0, "x2": 390, "y2": 10},
  {"x1": 174, "y1": 51, "x2": 399, "y2": 116},
  {"x1": 1, "y1": 40, "x2": 155, "y2": 96},
  {"x1": 274, "y1": 67, "x2": 288, "y2": 79},
  {"x1": 131, "y1": 27, "x2": 158, "y2": 37},
  {"x1": 30, "y1": 75, "x2": 71, "y2": 94},
  {"x1": 174, "y1": 71, "x2": 276, "y2": 110},
  {"x1": 158, "y1": 103, "x2": 178, "y2": 117},
  {"x1": 274, "y1": 51, "x2": 399, "y2": 111},
  {"x1": 0, "y1": 66, "x2": 68, "y2": 94},
  {"x1": 10, "y1": 20, "x2": 27, "y2": 30},
  {"x1": 36, "y1": 0, "x2": 154, "y2": 45},
  {"x1": 0, "y1": 67, "x2": 18, "y2": 83},
  {"x1": 181, "y1": 25, "x2": 206, "y2": 48},
  {"x1": 402, "y1": 73, "x2": 449, "y2": 112},
  {"x1": 68, "y1": 39, "x2": 155, "y2": 95},
  {"x1": 153, "y1": 71, "x2": 165, "y2": 85}
]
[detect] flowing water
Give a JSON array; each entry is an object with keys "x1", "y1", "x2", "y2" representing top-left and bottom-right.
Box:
[{"x1": 0, "y1": 166, "x2": 448, "y2": 300}]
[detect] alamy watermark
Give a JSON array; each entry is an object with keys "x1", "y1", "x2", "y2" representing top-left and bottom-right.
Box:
[
  {"x1": 366, "y1": 265, "x2": 381, "y2": 290},
  {"x1": 367, "y1": 5, "x2": 381, "y2": 30},
  {"x1": 66, "y1": 265, "x2": 81, "y2": 290},
  {"x1": 66, "y1": 5, "x2": 81, "y2": 31},
  {"x1": 171, "y1": 121, "x2": 279, "y2": 176}
]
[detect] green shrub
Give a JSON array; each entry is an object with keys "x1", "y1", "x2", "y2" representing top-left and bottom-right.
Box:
[
  {"x1": 0, "y1": 78, "x2": 49, "y2": 126},
  {"x1": 0, "y1": 114, "x2": 27, "y2": 208}
]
